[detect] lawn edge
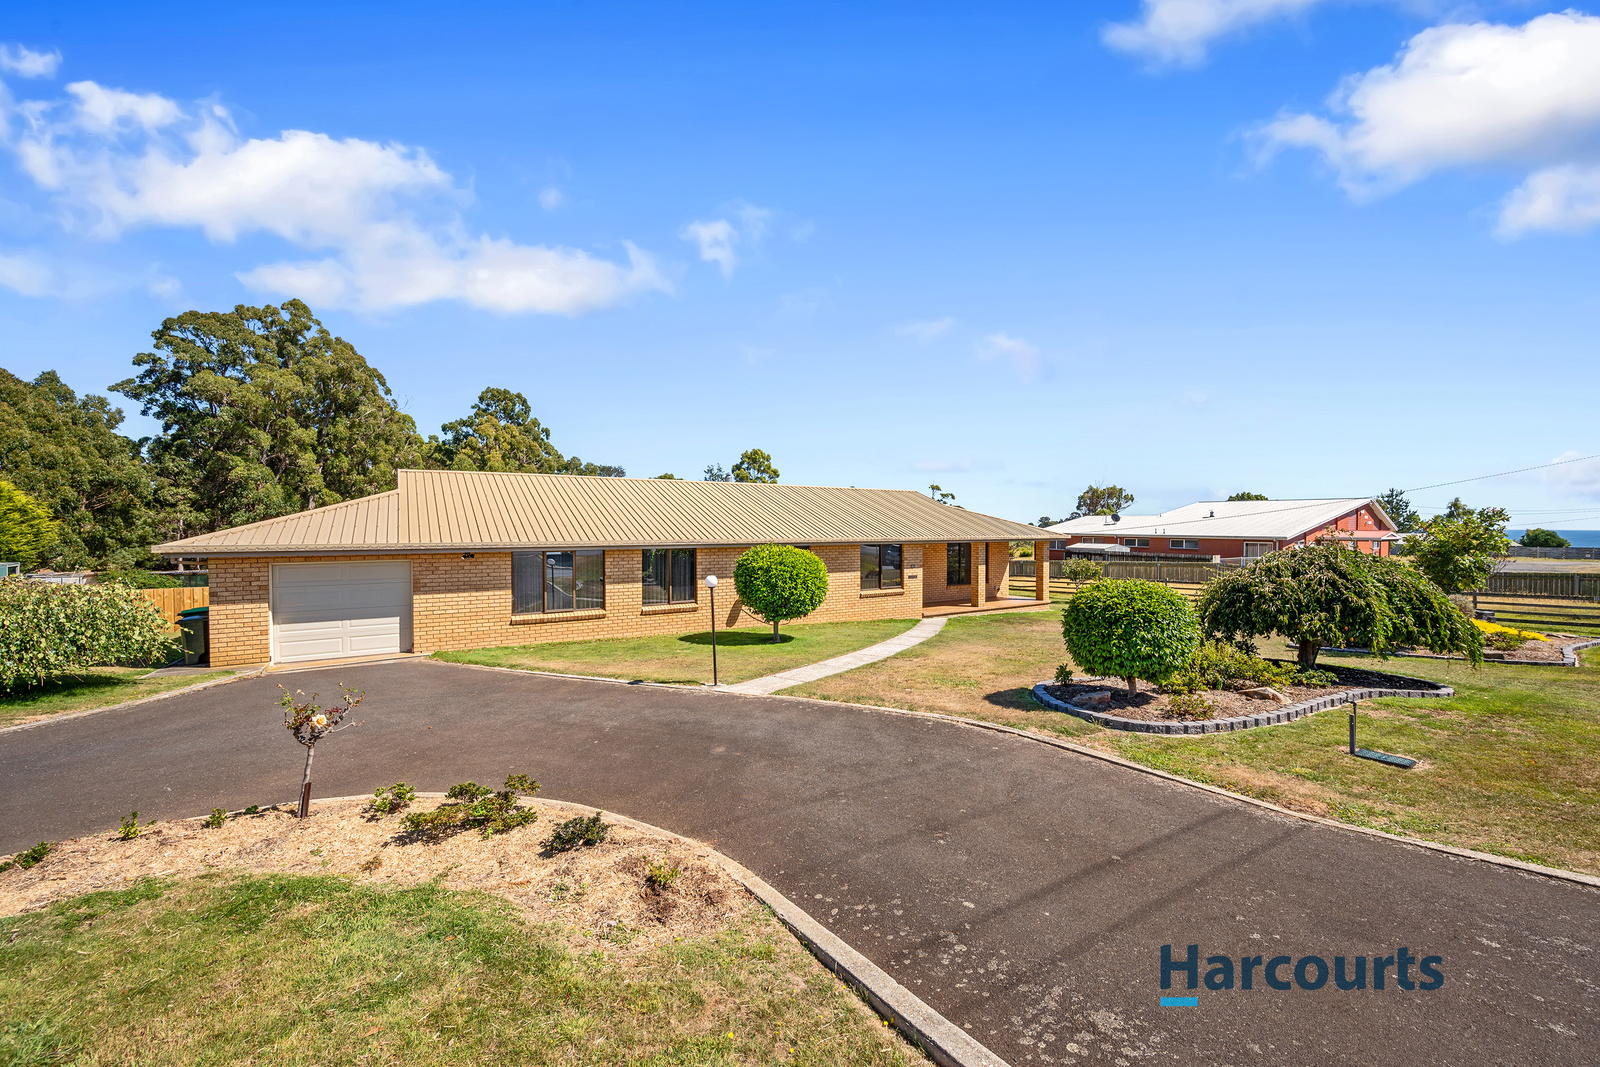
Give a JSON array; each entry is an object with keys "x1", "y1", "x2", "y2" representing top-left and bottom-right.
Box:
[
  {"x1": 0, "y1": 667, "x2": 262, "y2": 735},
  {"x1": 106, "y1": 792, "x2": 1010, "y2": 1067},
  {"x1": 750, "y1": 690, "x2": 1600, "y2": 891}
]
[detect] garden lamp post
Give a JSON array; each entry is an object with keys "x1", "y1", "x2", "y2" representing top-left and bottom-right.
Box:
[{"x1": 705, "y1": 574, "x2": 719, "y2": 686}]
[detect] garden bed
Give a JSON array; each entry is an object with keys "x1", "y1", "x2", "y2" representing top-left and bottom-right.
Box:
[
  {"x1": 0, "y1": 795, "x2": 741, "y2": 947},
  {"x1": 1035, "y1": 661, "x2": 1453, "y2": 734}
]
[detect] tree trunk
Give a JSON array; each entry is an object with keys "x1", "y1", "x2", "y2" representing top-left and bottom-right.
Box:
[
  {"x1": 772, "y1": 620, "x2": 781, "y2": 643},
  {"x1": 1297, "y1": 638, "x2": 1320, "y2": 669},
  {"x1": 298, "y1": 743, "x2": 315, "y2": 819},
  {"x1": 1125, "y1": 676, "x2": 1138, "y2": 695}
]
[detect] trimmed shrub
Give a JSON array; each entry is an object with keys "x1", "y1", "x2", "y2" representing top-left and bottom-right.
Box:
[
  {"x1": 733, "y1": 544, "x2": 829, "y2": 642},
  {"x1": 1163, "y1": 640, "x2": 1335, "y2": 694},
  {"x1": 544, "y1": 812, "x2": 610, "y2": 853},
  {"x1": 1061, "y1": 580, "x2": 1200, "y2": 694},
  {"x1": 0, "y1": 580, "x2": 170, "y2": 692}
]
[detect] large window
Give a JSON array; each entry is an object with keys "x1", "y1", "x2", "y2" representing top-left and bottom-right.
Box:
[
  {"x1": 860, "y1": 544, "x2": 903, "y2": 590},
  {"x1": 513, "y1": 549, "x2": 605, "y2": 614},
  {"x1": 642, "y1": 548, "x2": 697, "y2": 605},
  {"x1": 946, "y1": 543, "x2": 970, "y2": 586}
]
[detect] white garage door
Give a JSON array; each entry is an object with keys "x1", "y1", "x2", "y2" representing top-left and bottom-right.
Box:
[{"x1": 271, "y1": 562, "x2": 413, "y2": 664}]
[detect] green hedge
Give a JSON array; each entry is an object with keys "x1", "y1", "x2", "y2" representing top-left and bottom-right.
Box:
[{"x1": 0, "y1": 580, "x2": 171, "y2": 692}]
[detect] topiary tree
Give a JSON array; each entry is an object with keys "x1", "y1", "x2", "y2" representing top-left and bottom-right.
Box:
[
  {"x1": 1197, "y1": 542, "x2": 1481, "y2": 668},
  {"x1": 733, "y1": 544, "x2": 828, "y2": 642},
  {"x1": 1061, "y1": 579, "x2": 1200, "y2": 694}
]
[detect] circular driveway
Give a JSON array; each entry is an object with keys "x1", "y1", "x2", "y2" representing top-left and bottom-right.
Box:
[{"x1": 2, "y1": 659, "x2": 1594, "y2": 1065}]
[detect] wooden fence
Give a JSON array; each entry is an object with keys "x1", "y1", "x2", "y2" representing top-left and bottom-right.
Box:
[
  {"x1": 1010, "y1": 559, "x2": 1227, "y2": 583},
  {"x1": 1470, "y1": 592, "x2": 1600, "y2": 635},
  {"x1": 1485, "y1": 572, "x2": 1600, "y2": 598},
  {"x1": 141, "y1": 587, "x2": 210, "y2": 628}
]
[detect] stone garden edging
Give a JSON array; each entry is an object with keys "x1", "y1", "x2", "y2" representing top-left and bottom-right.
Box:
[
  {"x1": 1030, "y1": 678, "x2": 1456, "y2": 735},
  {"x1": 1320, "y1": 637, "x2": 1600, "y2": 668}
]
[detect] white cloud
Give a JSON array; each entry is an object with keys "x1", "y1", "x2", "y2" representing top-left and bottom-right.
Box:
[
  {"x1": 1104, "y1": 0, "x2": 1328, "y2": 66},
  {"x1": 1497, "y1": 164, "x2": 1600, "y2": 237},
  {"x1": 680, "y1": 201, "x2": 797, "y2": 277},
  {"x1": 895, "y1": 317, "x2": 955, "y2": 342},
  {"x1": 0, "y1": 251, "x2": 55, "y2": 296},
  {"x1": 1544, "y1": 450, "x2": 1600, "y2": 500},
  {"x1": 0, "y1": 78, "x2": 668, "y2": 313},
  {"x1": 681, "y1": 218, "x2": 739, "y2": 277},
  {"x1": 0, "y1": 45, "x2": 62, "y2": 79},
  {"x1": 977, "y1": 332, "x2": 1041, "y2": 380},
  {"x1": 1256, "y1": 12, "x2": 1600, "y2": 219},
  {"x1": 538, "y1": 186, "x2": 564, "y2": 210}
]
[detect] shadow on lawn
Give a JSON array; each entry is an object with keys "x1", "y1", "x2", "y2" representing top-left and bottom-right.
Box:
[
  {"x1": 676, "y1": 631, "x2": 794, "y2": 647},
  {"x1": 0, "y1": 672, "x2": 134, "y2": 706}
]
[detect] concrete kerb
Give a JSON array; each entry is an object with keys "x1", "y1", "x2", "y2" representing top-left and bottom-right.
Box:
[
  {"x1": 134, "y1": 791, "x2": 1012, "y2": 1067},
  {"x1": 1030, "y1": 680, "x2": 1456, "y2": 735},
  {"x1": 0, "y1": 665, "x2": 266, "y2": 736}
]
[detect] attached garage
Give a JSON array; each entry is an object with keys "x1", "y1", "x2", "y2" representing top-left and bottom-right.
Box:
[{"x1": 270, "y1": 561, "x2": 413, "y2": 664}]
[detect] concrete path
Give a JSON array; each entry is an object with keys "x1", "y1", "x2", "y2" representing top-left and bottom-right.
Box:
[
  {"x1": 720, "y1": 616, "x2": 947, "y2": 695},
  {"x1": 2, "y1": 660, "x2": 1594, "y2": 1066}
]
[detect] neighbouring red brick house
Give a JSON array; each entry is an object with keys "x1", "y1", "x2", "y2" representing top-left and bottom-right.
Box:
[{"x1": 1044, "y1": 498, "x2": 1399, "y2": 561}]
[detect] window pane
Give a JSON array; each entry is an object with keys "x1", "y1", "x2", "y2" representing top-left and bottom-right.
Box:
[
  {"x1": 881, "y1": 544, "x2": 902, "y2": 589},
  {"x1": 860, "y1": 544, "x2": 880, "y2": 590},
  {"x1": 947, "y1": 543, "x2": 970, "y2": 586},
  {"x1": 670, "y1": 548, "x2": 697, "y2": 602},
  {"x1": 545, "y1": 551, "x2": 574, "y2": 611},
  {"x1": 575, "y1": 549, "x2": 605, "y2": 610},
  {"x1": 512, "y1": 551, "x2": 543, "y2": 614},
  {"x1": 642, "y1": 549, "x2": 669, "y2": 605}
]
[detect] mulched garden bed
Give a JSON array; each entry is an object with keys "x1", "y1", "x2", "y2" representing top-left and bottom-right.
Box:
[{"x1": 1043, "y1": 660, "x2": 1450, "y2": 724}]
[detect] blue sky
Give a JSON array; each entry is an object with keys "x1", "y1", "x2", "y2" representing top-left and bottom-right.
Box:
[{"x1": 3, "y1": 0, "x2": 1600, "y2": 527}]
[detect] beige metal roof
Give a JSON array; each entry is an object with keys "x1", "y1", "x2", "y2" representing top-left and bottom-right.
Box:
[
  {"x1": 1047, "y1": 498, "x2": 1393, "y2": 541},
  {"x1": 155, "y1": 470, "x2": 1048, "y2": 556}
]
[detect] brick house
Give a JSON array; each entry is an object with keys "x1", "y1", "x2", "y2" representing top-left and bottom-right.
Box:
[
  {"x1": 1045, "y1": 498, "x2": 1400, "y2": 561},
  {"x1": 156, "y1": 469, "x2": 1051, "y2": 666}
]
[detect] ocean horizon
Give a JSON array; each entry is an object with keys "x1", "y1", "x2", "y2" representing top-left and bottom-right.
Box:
[{"x1": 1508, "y1": 529, "x2": 1600, "y2": 549}]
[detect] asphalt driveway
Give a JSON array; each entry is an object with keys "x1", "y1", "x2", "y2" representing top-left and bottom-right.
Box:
[{"x1": 2, "y1": 659, "x2": 1594, "y2": 1066}]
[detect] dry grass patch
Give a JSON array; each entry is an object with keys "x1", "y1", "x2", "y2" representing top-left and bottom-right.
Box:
[{"x1": 0, "y1": 798, "x2": 927, "y2": 1066}]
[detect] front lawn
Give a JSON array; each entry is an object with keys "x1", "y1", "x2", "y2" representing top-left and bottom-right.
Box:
[
  {"x1": 433, "y1": 618, "x2": 920, "y2": 685},
  {"x1": 0, "y1": 667, "x2": 233, "y2": 729},
  {"x1": 0, "y1": 874, "x2": 918, "y2": 1066},
  {"x1": 784, "y1": 611, "x2": 1600, "y2": 876}
]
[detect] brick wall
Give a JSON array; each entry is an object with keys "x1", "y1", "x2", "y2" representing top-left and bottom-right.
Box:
[
  {"x1": 208, "y1": 543, "x2": 934, "y2": 664},
  {"x1": 921, "y1": 542, "x2": 1010, "y2": 605}
]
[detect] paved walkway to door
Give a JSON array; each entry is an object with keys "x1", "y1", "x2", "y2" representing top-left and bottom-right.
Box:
[{"x1": 720, "y1": 617, "x2": 948, "y2": 695}]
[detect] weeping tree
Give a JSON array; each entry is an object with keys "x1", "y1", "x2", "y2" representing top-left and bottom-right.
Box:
[{"x1": 1196, "y1": 541, "x2": 1481, "y2": 668}]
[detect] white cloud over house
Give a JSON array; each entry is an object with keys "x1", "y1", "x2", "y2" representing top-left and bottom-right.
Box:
[
  {"x1": 977, "y1": 332, "x2": 1041, "y2": 380},
  {"x1": 1104, "y1": 0, "x2": 1331, "y2": 66},
  {"x1": 1255, "y1": 12, "x2": 1600, "y2": 235},
  {"x1": 0, "y1": 64, "x2": 667, "y2": 312}
]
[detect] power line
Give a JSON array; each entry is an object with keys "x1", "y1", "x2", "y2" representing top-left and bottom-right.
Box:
[{"x1": 1401, "y1": 453, "x2": 1600, "y2": 494}]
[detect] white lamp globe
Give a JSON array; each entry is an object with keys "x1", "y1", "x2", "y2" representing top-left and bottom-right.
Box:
[{"x1": 705, "y1": 574, "x2": 718, "y2": 588}]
